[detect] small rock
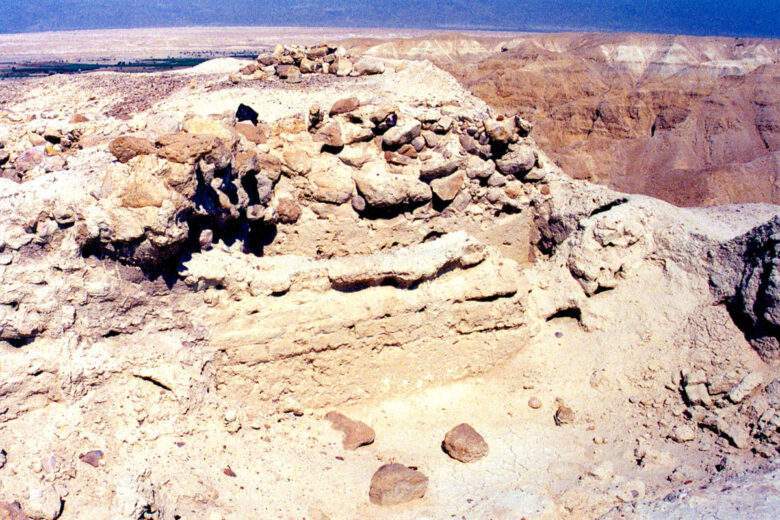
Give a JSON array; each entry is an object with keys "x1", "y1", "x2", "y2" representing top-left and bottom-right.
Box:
[
  {"x1": 275, "y1": 197, "x2": 301, "y2": 224},
  {"x1": 728, "y1": 372, "x2": 763, "y2": 403},
  {"x1": 528, "y1": 397, "x2": 542, "y2": 409},
  {"x1": 314, "y1": 122, "x2": 343, "y2": 148},
  {"x1": 495, "y1": 145, "x2": 537, "y2": 177},
  {"x1": 235, "y1": 122, "x2": 270, "y2": 145},
  {"x1": 353, "y1": 57, "x2": 385, "y2": 75},
  {"x1": 442, "y1": 423, "x2": 489, "y2": 462},
  {"x1": 223, "y1": 467, "x2": 237, "y2": 477},
  {"x1": 78, "y1": 450, "x2": 103, "y2": 467},
  {"x1": 325, "y1": 411, "x2": 375, "y2": 450},
  {"x1": 669, "y1": 424, "x2": 696, "y2": 443},
  {"x1": 24, "y1": 484, "x2": 62, "y2": 520},
  {"x1": 70, "y1": 113, "x2": 89, "y2": 123},
  {"x1": 382, "y1": 118, "x2": 421, "y2": 148},
  {"x1": 554, "y1": 404, "x2": 575, "y2": 426},
  {"x1": 235, "y1": 103, "x2": 259, "y2": 125},
  {"x1": 430, "y1": 172, "x2": 464, "y2": 203},
  {"x1": 329, "y1": 97, "x2": 360, "y2": 116},
  {"x1": 684, "y1": 383, "x2": 712, "y2": 408},
  {"x1": 109, "y1": 136, "x2": 156, "y2": 163},
  {"x1": 588, "y1": 461, "x2": 614, "y2": 481},
  {"x1": 0, "y1": 449, "x2": 6, "y2": 469},
  {"x1": 369, "y1": 463, "x2": 428, "y2": 506}
]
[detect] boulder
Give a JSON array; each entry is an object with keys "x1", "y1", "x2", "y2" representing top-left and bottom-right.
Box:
[
  {"x1": 277, "y1": 65, "x2": 302, "y2": 83},
  {"x1": 299, "y1": 57, "x2": 317, "y2": 73},
  {"x1": 156, "y1": 133, "x2": 226, "y2": 166},
  {"x1": 236, "y1": 103, "x2": 259, "y2": 125},
  {"x1": 353, "y1": 162, "x2": 432, "y2": 209},
  {"x1": 335, "y1": 58, "x2": 353, "y2": 77},
  {"x1": 369, "y1": 464, "x2": 428, "y2": 506},
  {"x1": 325, "y1": 411, "x2": 375, "y2": 450},
  {"x1": 420, "y1": 156, "x2": 461, "y2": 181},
  {"x1": 339, "y1": 143, "x2": 375, "y2": 168},
  {"x1": 109, "y1": 136, "x2": 156, "y2": 163},
  {"x1": 329, "y1": 97, "x2": 360, "y2": 116},
  {"x1": 483, "y1": 118, "x2": 515, "y2": 144},
  {"x1": 382, "y1": 118, "x2": 421, "y2": 148},
  {"x1": 353, "y1": 57, "x2": 385, "y2": 75},
  {"x1": 313, "y1": 121, "x2": 344, "y2": 148},
  {"x1": 182, "y1": 117, "x2": 234, "y2": 141},
  {"x1": 431, "y1": 172, "x2": 464, "y2": 203},
  {"x1": 309, "y1": 158, "x2": 355, "y2": 204},
  {"x1": 442, "y1": 423, "x2": 489, "y2": 462},
  {"x1": 235, "y1": 122, "x2": 270, "y2": 145},
  {"x1": 495, "y1": 144, "x2": 537, "y2": 177}
]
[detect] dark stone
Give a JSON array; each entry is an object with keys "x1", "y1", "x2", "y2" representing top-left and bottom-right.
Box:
[{"x1": 236, "y1": 104, "x2": 259, "y2": 126}]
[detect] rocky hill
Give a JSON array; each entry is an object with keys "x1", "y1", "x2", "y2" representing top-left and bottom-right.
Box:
[
  {"x1": 351, "y1": 32, "x2": 780, "y2": 207},
  {"x1": 0, "y1": 45, "x2": 778, "y2": 519}
]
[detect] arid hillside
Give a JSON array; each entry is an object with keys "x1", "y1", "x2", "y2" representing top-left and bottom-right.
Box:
[{"x1": 353, "y1": 33, "x2": 780, "y2": 206}]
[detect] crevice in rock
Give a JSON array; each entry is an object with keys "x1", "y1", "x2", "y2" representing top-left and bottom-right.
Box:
[
  {"x1": 545, "y1": 307, "x2": 582, "y2": 323},
  {"x1": 588, "y1": 197, "x2": 628, "y2": 218},
  {"x1": 133, "y1": 374, "x2": 174, "y2": 393}
]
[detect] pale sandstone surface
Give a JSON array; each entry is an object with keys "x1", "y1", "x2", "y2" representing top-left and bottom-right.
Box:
[{"x1": 0, "y1": 48, "x2": 778, "y2": 520}]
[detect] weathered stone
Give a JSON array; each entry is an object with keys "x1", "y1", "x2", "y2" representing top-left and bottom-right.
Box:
[
  {"x1": 79, "y1": 450, "x2": 103, "y2": 467},
  {"x1": 496, "y1": 145, "x2": 537, "y2": 176},
  {"x1": 382, "y1": 118, "x2": 421, "y2": 148},
  {"x1": 442, "y1": 423, "x2": 488, "y2": 462},
  {"x1": 309, "y1": 159, "x2": 355, "y2": 204},
  {"x1": 384, "y1": 151, "x2": 414, "y2": 166},
  {"x1": 554, "y1": 404, "x2": 575, "y2": 425},
  {"x1": 23, "y1": 485, "x2": 61, "y2": 520},
  {"x1": 235, "y1": 122, "x2": 270, "y2": 145},
  {"x1": 274, "y1": 196, "x2": 301, "y2": 224},
  {"x1": 484, "y1": 118, "x2": 515, "y2": 144},
  {"x1": 369, "y1": 464, "x2": 428, "y2": 506},
  {"x1": 325, "y1": 411, "x2": 375, "y2": 450},
  {"x1": 669, "y1": 424, "x2": 696, "y2": 443},
  {"x1": 528, "y1": 397, "x2": 542, "y2": 409},
  {"x1": 420, "y1": 157, "x2": 461, "y2": 181},
  {"x1": 685, "y1": 383, "x2": 712, "y2": 408},
  {"x1": 353, "y1": 162, "x2": 432, "y2": 209},
  {"x1": 299, "y1": 57, "x2": 317, "y2": 73},
  {"x1": 335, "y1": 58, "x2": 353, "y2": 77},
  {"x1": 156, "y1": 132, "x2": 224, "y2": 165},
  {"x1": 109, "y1": 136, "x2": 156, "y2": 163},
  {"x1": 236, "y1": 103, "x2": 259, "y2": 125},
  {"x1": 431, "y1": 172, "x2": 464, "y2": 202},
  {"x1": 329, "y1": 97, "x2": 360, "y2": 116},
  {"x1": 277, "y1": 65, "x2": 302, "y2": 83},
  {"x1": 282, "y1": 146, "x2": 312, "y2": 176},
  {"x1": 728, "y1": 373, "x2": 763, "y2": 403},
  {"x1": 0, "y1": 501, "x2": 27, "y2": 520},
  {"x1": 314, "y1": 122, "x2": 343, "y2": 148},
  {"x1": 353, "y1": 57, "x2": 385, "y2": 75}
]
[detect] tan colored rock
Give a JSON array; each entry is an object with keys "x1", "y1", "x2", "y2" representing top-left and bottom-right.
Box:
[
  {"x1": 496, "y1": 145, "x2": 537, "y2": 176},
  {"x1": 369, "y1": 464, "x2": 428, "y2": 506},
  {"x1": 353, "y1": 57, "x2": 385, "y2": 75},
  {"x1": 282, "y1": 146, "x2": 312, "y2": 176},
  {"x1": 329, "y1": 97, "x2": 360, "y2": 116},
  {"x1": 309, "y1": 157, "x2": 355, "y2": 204},
  {"x1": 313, "y1": 121, "x2": 343, "y2": 148},
  {"x1": 382, "y1": 118, "x2": 421, "y2": 148},
  {"x1": 335, "y1": 58, "x2": 353, "y2": 77},
  {"x1": 528, "y1": 397, "x2": 542, "y2": 409},
  {"x1": 325, "y1": 411, "x2": 375, "y2": 450},
  {"x1": 430, "y1": 172, "x2": 464, "y2": 202},
  {"x1": 274, "y1": 196, "x2": 301, "y2": 224},
  {"x1": 235, "y1": 122, "x2": 270, "y2": 144},
  {"x1": 554, "y1": 404, "x2": 575, "y2": 426},
  {"x1": 183, "y1": 117, "x2": 234, "y2": 141},
  {"x1": 353, "y1": 161, "x2": 432, "y2": 209},
  {"x1": 442, "y1": 423, "x2": 489, "y2": 462},
  {"x1": 156, "y1": 132, "x2": 223, "y2": 165},
  {"x1": 109, "y1": 136, "x2": 156, "y2": 163}
]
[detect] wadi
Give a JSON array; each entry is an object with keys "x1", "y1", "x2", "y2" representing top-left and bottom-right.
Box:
[{"x1": 0, "y1": 31, "x2": 778, "y2": 520}]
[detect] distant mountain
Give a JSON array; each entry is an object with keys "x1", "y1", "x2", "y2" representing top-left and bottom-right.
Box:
[{"x1": 1, "y1": 0, "x2": 778, "y2": 38}]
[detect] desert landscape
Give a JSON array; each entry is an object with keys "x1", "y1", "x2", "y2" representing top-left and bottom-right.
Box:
[{"x1": 0, "y1": 27, "x2": 778, "y2": 520}]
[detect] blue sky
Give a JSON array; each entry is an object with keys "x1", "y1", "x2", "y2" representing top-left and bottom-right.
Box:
[{"x1": 1, "y1": 1, "x2": 777, "y2": 38}]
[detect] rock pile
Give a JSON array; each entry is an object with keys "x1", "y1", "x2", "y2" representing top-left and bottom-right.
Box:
[{"x1": 232, "y1": 43, "x2": 386, "y2": 83}]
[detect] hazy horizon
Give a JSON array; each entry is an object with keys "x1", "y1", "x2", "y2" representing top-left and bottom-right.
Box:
[{"x1": 2, "y1": 0, "x2": 778, "y2": 39}]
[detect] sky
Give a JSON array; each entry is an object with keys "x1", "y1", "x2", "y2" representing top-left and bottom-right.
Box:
[{"x1": 1, "y1": 0, "x2": 778, "y2": 38}]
